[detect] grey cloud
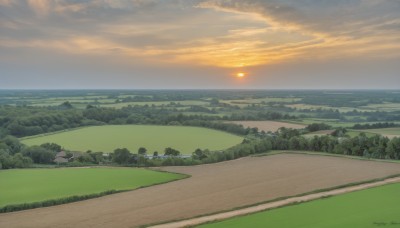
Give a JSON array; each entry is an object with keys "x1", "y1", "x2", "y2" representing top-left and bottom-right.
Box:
[{"x1": 199, "y1": 0, "x2": 400, "y2": 37}]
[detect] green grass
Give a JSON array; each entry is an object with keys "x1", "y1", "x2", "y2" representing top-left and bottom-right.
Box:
[
  {"x1": 0, "y1": 167, "x2": 184, "y2": 207},
  {"x1": 357, "y1": 128, "x2": 400, "y2": 138},
  {"x1": 359, "y1": 102, "x2": 400, "y2": 112},
  {"x1": 21, "y1": 125, "x2": 243, "y2": 154},
  {"x1": 198, "y1": 183, "x2": 400, "y2": 228},
  {"x1": 346, "y1": 128, "x2": 400, "y2": 138},
  {"x1": 289, "y1": 118, "x2": 400, "y2": 128}
]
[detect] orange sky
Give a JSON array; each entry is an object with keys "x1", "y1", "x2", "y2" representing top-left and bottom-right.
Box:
[{"x1": 0, "y1": 0, "x2": 399, "y2": 89}]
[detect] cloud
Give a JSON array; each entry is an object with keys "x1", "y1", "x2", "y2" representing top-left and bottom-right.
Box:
[
  {"x1": 0, "y1": 0, "x2": 399, "y2": 70},
  {"x1": 196, "y1": 0, "x2": 400, "y2": 64}
]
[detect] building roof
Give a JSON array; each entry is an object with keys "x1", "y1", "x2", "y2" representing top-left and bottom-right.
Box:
[
  {"x1": 54, "y1": 156, "x2": 68, "y2": 163},
  {"x1": 55, "y1": 151, "x2": 66, "y2": 158}
]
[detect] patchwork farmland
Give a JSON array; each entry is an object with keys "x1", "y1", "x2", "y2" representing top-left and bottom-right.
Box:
[
  {"x1": 199, "y1": 182, "x2": 400, "y2": 228},
  {"x1": 1, "y1": 153, "x2": 400, "y2": 228}
]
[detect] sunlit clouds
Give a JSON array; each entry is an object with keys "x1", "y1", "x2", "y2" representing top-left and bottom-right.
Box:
[{"x1": 0, "y1": 0, "x2": 399, "y2": 89}]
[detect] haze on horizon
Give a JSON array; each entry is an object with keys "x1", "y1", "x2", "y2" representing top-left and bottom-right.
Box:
[{"x1": 0, "y1": 0, "x2": 399, "y2": 90}]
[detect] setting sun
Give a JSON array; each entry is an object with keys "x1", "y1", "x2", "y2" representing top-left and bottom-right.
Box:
[{"x1": 237, "y1": 72, "x2": 246, "y2": 78}]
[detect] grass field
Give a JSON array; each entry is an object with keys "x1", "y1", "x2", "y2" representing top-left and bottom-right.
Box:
[
  {"x1": 289, "y1": 118, "x2": 400, "y2": 128},
  {"x1": 199, "y1": 183, "x2": 400, "y2": 228},
  {"x1": 21, "y1": 125, "x2": 243, "y2": 154},
  {"x1": 356, "y1": 128, "x2": 400, "y2": 139},
  {"x1": 0, "y1": 167, "x2": 184, "y2": 207},
  {"x1": 229, "y1": 121, "x2": 305, "y2": 132}
]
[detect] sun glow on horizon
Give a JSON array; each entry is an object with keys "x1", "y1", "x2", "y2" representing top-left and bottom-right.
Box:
[{"x1": 236, "y1": 72, "x2": 246, "y2": 78}]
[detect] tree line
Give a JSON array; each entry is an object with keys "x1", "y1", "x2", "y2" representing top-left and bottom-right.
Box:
[
  {"x1": 1, "y1": 131, "x2": 399, "y2": 170},
  {"x1": 0, "y1": 105, "x2": 296, "y2": 137}
]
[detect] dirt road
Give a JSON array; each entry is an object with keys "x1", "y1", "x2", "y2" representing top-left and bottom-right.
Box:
[{"x1": 150, "y1": 176, "x2": 400, "y2": 228}]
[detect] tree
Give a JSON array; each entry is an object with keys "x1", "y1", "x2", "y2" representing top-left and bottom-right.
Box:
[
  {"x1": 12, "y1": 153, "x2": 33, "y2": 168},
  {"x1": 153, "y1": 151, "x2": 159, "y2": 157},
  {"x1": 386, "y1": 137, "x2": 400, "y2": 159},
  {"x1": 22, "y1": 146, "x2": 55, "y2": 164},
  {"x1": 192, "y1": 148, "x2": 209, "y2": 160},
  {"x1": 90, "y1": 152, "x2": 104, "y2": 164},
  {"x1": 306, "y1": 123, "x2": 331, "y2": 132},
  {"x1": 138, "y1": 147, "x2": 147, "y2": 155},
  {"x1": 0, "y1": 149, "x2": 13, "y2": 169},
  {"x1": 59, "y1": 101, "x2": 73, "y2": 109},
  {"x1": 164, "y1": 147, "x2": 180, "y2": 156},
  {"x1": 113, "y1": 148, "x2": 131, "y2": 164},
  {"x1": 1, "y1": 135, "x2": 23, "y2": 154},
  {"x1": 77, "y1": 153, "x2": 94, "y2": 163},
  {"x1": 40, "y1": 143, "x2": 62, "y2": 152}
]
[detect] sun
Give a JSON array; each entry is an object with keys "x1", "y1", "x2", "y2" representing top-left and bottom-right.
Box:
[{"x1": 236, "y1": 72, "x2": 245, "y2": 78}]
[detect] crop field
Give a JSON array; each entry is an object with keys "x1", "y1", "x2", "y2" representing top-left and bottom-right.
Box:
[
  {"x1": 21, "y1": 125, "x2": 243, "y2": 154},
  {"x1": 353, "y1": 128, "x2": 400, "y2": 139},
  {"x1": 285, "y1": 104, "x2": 371, "y2": 113},
  {"x1": 230, "y1": 121, "x2": 306, "y2": 132},
  {"x1": 2, "y1": 153, "x2": 400, "y2": 228},
  {"x1": 0, "y1": 167, "x2": 184, "y2": 208},
  {"x1": 359, "y1": 102, "x2": 400, "y2": 112},
  {"x1": 200, "y1": 182, "x2": 400, "y2": 228}
]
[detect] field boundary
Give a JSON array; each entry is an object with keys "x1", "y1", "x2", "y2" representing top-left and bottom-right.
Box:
[
  {"x1": 256, "y1": 150, "x2": 400, "y2": 164},
  {"x1": 147, "y1": 176, "x2": 400, "y2": 228},
  {"x1": 0, "y1": 169, "x2": 189, "y2": 213}
]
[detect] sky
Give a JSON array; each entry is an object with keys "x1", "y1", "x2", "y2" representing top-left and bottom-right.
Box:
[{"x1": 0, "y1": 0, "x2": 399, "y2": 89}]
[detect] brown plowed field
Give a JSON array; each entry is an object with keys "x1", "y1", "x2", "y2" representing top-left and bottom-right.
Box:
[
  {"x1": 1, "y1": 153, "x2": 400, "y2": 228},
  {"x1": 230, "y1": 121, "x2": 305, "y2": 132}
]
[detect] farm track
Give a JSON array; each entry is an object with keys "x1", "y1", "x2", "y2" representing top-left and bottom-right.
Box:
[
  {"x1": 1, "y1": 154, "x2": 400, "y2": 228},
  {"x1": 151, "y1": 176, "x2": 400, "y2": 228}
]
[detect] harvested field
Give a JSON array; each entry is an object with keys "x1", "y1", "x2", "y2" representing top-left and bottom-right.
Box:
[
  {"x1": 160, "y1": 177, "x2": 400, "y2": 228},
  {"x1": 1, "y1": 153, "x2": 400, "y2": 228},
  {"x1": 230, "y1": 120, "x2": 305, "y2": 132}
]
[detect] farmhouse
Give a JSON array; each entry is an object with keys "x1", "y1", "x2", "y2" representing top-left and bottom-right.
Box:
[
  {"x1": 54, "y1": 151, "x2": 68, "y2": 164},
  {"x1": 53, "y1": 151, "x2": 82, "y2": 164}
]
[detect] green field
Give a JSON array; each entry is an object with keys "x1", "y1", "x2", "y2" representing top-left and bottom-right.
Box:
[
  {"x1": 0, "y1": 167, "x2": 184, "y2": 207},
  {"x1": 21, "y1": 125, "x2": 243, "y2": 154},
  {"x1": 346, "y1": 128, "x2": 400, "y2": 138},
  {"x1": 357, "y1": 128, "x2": 400, "y2": 138},
  {"x1": 199, "y1": 183, "x2": 400, "y2": 228}
]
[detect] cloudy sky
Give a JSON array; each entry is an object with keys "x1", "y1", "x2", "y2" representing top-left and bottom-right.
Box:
[{"x1": 0, "y1": 0, "x2": 399, "y2": 89}]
